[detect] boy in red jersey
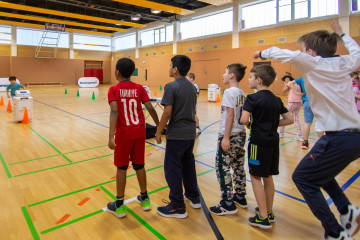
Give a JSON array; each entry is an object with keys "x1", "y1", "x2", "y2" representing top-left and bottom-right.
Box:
[{"x1": 107, "y1": 58, "x2": 159, "y2": 218}]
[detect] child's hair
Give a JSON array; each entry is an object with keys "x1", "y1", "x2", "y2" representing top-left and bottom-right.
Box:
[
  {"x1": 187, "y1": 72, "x2": 195, "y2": 80},
  {"x1": 227, "y1": 63, "x2": 247, "y2": 82},
  {"x1": 171, "y1": 55, "x2": 191, "y2": 77},
  {"x1": 297, "y1": 30, "x2": 342, "y2": 58},
  {"x1": 350, "y1": 71, "x2": 359, "y2": 78},
  {"x1": 281, "y1": 74, "x2": 294, "y2": 82},
  {"x1": 9, "y1": 76, "x2": 16, "y2": 81},
  {"x1": 116, "y1": 58, "x2": 135, "y2": 78},
  {"x1": 250, "y1": 65, "x2": 276, "y2": 87}
]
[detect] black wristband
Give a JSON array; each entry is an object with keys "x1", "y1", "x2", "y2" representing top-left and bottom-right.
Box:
[
  {"x1": 259, "y1": 51, "x2": 266, "y2": 60},
  {"x1": 340, "y1": 33, "x2": 345, "y2": 37}
]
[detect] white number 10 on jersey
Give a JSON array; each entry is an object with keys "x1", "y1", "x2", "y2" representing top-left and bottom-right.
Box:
[{"x1": 121, "y1": 99, "x2": 140, "y2": 125}]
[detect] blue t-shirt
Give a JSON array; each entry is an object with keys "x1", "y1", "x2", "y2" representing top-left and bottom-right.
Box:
[
  {"x1": 294, "y1": 77, "x2": 308, "y2": 102},
  {"x1": 6, "y1": 83, "x2": 24, "y2": 96}
]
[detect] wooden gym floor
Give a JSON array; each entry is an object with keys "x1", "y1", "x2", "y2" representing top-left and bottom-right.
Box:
[{"x1": 0, "y1": 85, "x2": 359, "y2": 240}]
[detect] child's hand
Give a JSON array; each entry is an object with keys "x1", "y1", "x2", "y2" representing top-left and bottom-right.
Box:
[
  {"x1": 155, "y1": 133, "x2": 162, "y2": 144},
  {"x1": 331, "y1": 20, "x2": 343, "y2": 36},
  {"x1": 108, "y1": 138, "x2": 116, "y2": 150},
  {"x1": 253, "y1": 51, "x2": 260, "y2": 59},
  {"x1": 221, "y1": 138, "x2": 230, "y2": 152}
]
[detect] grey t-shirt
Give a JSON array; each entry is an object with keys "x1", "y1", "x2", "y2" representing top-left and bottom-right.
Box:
[{"x1": 161, "y1": 77, "x2": 197, "y2": 140}]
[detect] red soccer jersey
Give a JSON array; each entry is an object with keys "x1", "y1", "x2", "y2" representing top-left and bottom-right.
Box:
[{"x1": 108, "y1": 81, "x2": 150, "y2": 139}]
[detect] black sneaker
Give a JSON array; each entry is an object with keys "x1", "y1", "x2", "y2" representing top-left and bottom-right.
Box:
[
  {"x1": 248, "y1": 213, "x2": 272, "y2": 229},
  {"x1": 157, "y1": 201, "x2": 188, "y2": 219},
  {"x1": 255, "y1": 207, "x2": 275, "y2": 222},
  {"x1": 184, "y1": 194, "x2": 201, "y2": 209},
  {"x1": 233, "y1": 195, "x2": 247, "y2": 208},
  {"x1": 209, "y1": 200, "x2": 238, "y2": 216}
]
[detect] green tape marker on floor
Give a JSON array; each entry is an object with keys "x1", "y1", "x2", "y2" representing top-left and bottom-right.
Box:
[{"x1": 21, "y1": 206, "x2": 40, "y2": 240}]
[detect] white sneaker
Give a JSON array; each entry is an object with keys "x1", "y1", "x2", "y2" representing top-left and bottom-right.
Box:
[
  {"x1": 293, "y1": 135, "x2": 304, "y2": 141},
  {"x1": 196, "y1": 127, "x2": 201, "y2": 134},
  {"x1": 324, "y1": 230, "x2": 353, "y2": 240},
  {"x1": 340, "y1": 205, "x2": 360, "y2": 236}
]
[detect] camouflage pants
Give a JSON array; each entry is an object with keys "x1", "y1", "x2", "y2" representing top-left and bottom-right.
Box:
[{"x1": 215, "y1": 132, "x2": 246, "y2": 201}]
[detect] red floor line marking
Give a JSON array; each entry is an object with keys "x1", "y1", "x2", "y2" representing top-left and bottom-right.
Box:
[
  {"x1": 95, "y1": 188, "x2": 100, "y2": 191},
  {"x1": 56, "y1": 214, "x2": 71, "y2": 224},
  {"x1": 156, "y1": 148, "x2": 161, "y2": 151},
  {"x1": 127, "y1": 166, "x2": 132, "y2": 170},
  {"x1": 146, "y1": 153, "x2": 152, "y2": 157},
  {"x1": 111, "y1": 175, "x2": 116, "y2": 179},
  {"x1": 78, "y1": 197, "x2": 90, "y2": 206}
]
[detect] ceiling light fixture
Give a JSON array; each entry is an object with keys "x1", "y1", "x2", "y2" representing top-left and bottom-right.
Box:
[
  {"x1": 151, "y1": 9, "x2": 161, "y2": 14},
  {"x1": 131, "y1": 14, "x2": 141, "y2": 21}
]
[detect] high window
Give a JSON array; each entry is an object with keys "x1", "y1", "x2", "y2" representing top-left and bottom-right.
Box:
[{"x1": 180, "y1": 10, "x2": 233, "y2": 40}]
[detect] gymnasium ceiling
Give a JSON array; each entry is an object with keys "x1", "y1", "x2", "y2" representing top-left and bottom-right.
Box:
[{"x1": 0, "y1": 0, "x2": 237, "y2": 36}]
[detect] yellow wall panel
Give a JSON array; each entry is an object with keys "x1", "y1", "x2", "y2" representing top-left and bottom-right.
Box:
[
  {"x1": 74, "y1": 49, "x2": 111, "y2": 60},
  {"x1": 178, "y1": 34, "x2": 232, "y2": 54},
  {"x1": 350, "y1": 14, "x2": 360, "y2": 37},
  {"x1": 0, "y1": 44, "x2": 11, "y2": 56},
  {"x1": 113, "y1": 49, "x2": 136, "y2": 60},
  {"x1": 138, "y1": 43, "x2": 173, "y2": 58},
  {"x1": 17, "y1": 45, "x2": 69, "y2": 58}
]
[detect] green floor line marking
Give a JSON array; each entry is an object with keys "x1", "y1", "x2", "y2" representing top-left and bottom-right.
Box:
[
  {"x1": 28, "y1": 168, "x2": 214, "y2": 237},
  {"x1": 21, "y1": 206, "x2": 40, "y2": 240},
  {"x1": 27, "y1": 125, "x2": 72, "y2": 164},
  {"x1": 125, "y1": 206, "x2": 167, "y2": 240},
  {"x1": 148, "y1": 186, "x2": 169, "y2": 195},
  {"x1": 145, "y1": 145, "x2": 153, "y2": 148},
  {"x1": 147, "y1": 169, "x2": 215, "y2": 196},
  {"x1": 195, "y1": 149, "x2": 217, "y2": 157},
  {"x1": 28, "y1": 164, "x2": 164, "y2": 207},
  {"x1": 286, "y1": 124, "x2": 304, "y2": 131},
  {"x1": 63, "y1": 145, "x2": 108, "y2": 154},
  {"x1": 9, "y1": 154, "x2": 61, "y2": 165},
  {"x1": 0, "y1": 152, "x2": 11, "y2": 178},
  {"x1": 41, "y1": 210, "x2": 103, "y2": 235},
  {"x1": 101, "y1": 186, "x2": 166, "y2": 240},
  {"x1": 29, "y1": 180, "x2": 116, "y2": 207},
  {"x1": 14, "y1": 154, "x2": 114, "y2": 178},
  {"x1": 197, "y1": 169, "x2": 214, "y2": 176},
  {"x1": 280, "y1": 140, "x2": 295, "y2": 146}
]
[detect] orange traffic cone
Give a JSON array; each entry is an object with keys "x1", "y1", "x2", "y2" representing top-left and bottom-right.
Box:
[
  {"x1": 216, "y1": 94, "x2": 221, "y2": 103},
  {"x1": 6, "y1": 100, "x2": 12, "y2": 112},
  {"x1": 0, "y1": 96, "x2": 4, "y2": 106},
  {"x1": 22, "y1": 108, "x2": 30, "y2": 124},
  {"x1": 154, "y1": 89, "x2": 157, "y2": 97}
]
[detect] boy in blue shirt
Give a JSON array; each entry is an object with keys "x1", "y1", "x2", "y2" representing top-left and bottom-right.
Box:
[{"x1": 6, "y1": 76, "x2": 24, "y2": 98}]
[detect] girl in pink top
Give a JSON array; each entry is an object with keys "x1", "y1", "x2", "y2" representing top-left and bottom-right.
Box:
[
  {"x1": 350, "y1": 72, "x2": 360, "y2": 113},
  {"x1": 279, "y1": 74, "x2": 303, "y2": 140}
]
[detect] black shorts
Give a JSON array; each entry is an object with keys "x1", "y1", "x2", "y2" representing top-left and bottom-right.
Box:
[{"x1": 248, "y1": 142, "x2": 279, "y2": 177}]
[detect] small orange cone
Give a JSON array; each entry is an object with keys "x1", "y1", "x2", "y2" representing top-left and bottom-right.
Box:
[
  {"x1": 6, "y1": 100, "x2": 12, "y2": 112},
  {"x1": 216, "y1": 94, "x2": 221, "y2": 103},
  {"x1": 0, "y1": 96, "x2": 4, "y2": 106},
  {"x1": 154, "y1": 89, "x2": 157, "y2": 97},
  {"x1": 22, "y1": 108, "x2": 30, "y2": 124}
]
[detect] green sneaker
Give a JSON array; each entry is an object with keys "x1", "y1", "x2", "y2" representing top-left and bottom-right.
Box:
[
  {"x1": 137, "y1": 195, "x2": 151, "y2": 211},
  {"x1": 107, "y1": 201, "x2": 126, "y2": 218}
]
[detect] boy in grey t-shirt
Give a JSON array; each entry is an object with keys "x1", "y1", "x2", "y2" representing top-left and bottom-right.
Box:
[{"x1": 155, "y1": 55, "x2": 200, "y2": 218}]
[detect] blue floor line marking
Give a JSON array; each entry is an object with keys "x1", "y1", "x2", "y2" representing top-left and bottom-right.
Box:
[
  {"x1": 36, "y1": 100, "x2": 315, "y2": 206},
  {"x1": 35, "y1": 100, "x2": 109, "y2": 129},
  {"x1": 327, "y1": 169, "x2": 360, "y2": 205},
  {"x1": 245, "y1": 179, "x2": 306, "y2": 204}
]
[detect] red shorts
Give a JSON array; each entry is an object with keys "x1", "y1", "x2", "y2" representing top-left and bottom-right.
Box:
[{"x1": 114, "y1": 137, "x2": 145, "y2": 168}]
